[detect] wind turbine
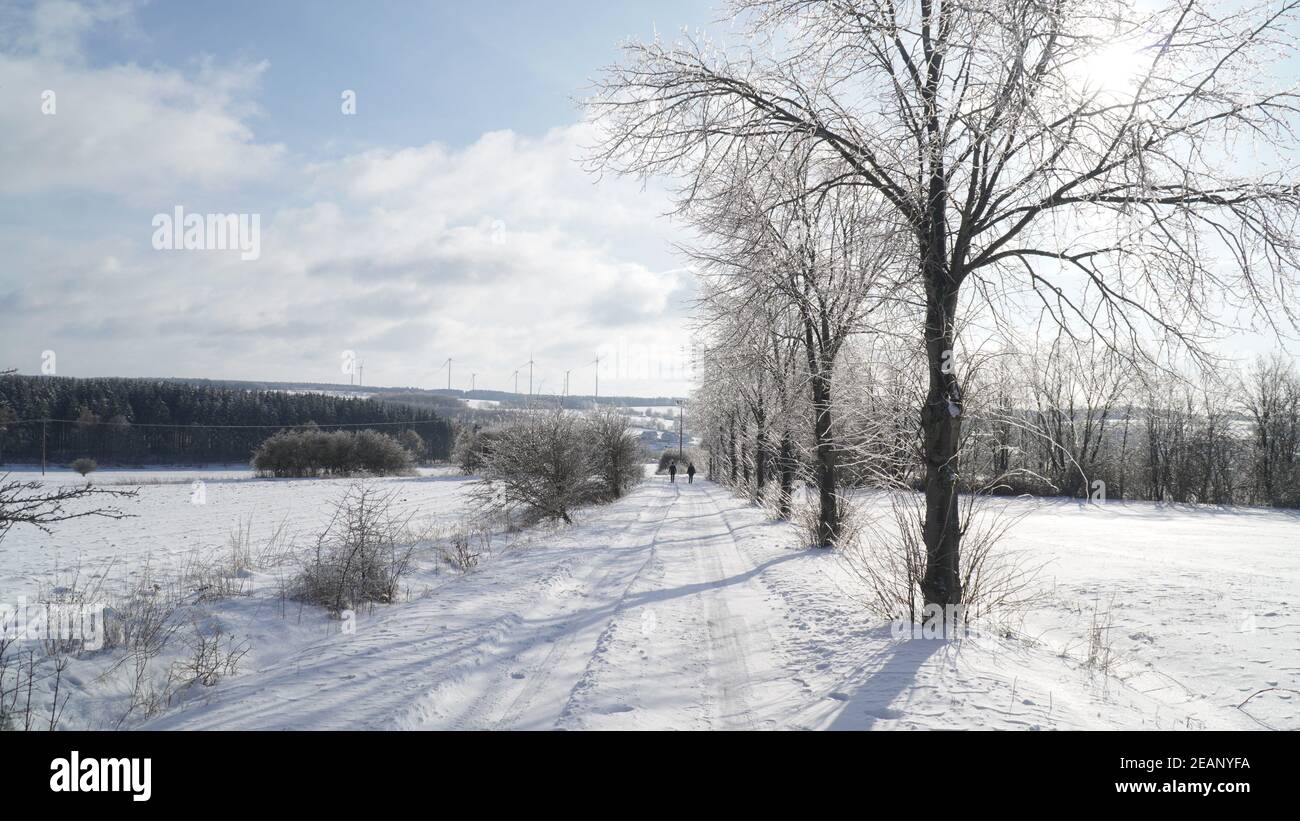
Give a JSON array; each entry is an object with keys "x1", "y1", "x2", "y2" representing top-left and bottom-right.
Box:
[{"x1": 516, "y1": 356, "x2": 534, "y2": 401}]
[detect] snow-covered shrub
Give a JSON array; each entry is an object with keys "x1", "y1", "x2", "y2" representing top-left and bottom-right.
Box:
[
  {"x1": 452, "y1": 424, "x2": 499, "y2": 475},
  {"x1": 587, "y1": 409, "x2": 645, "y2": 500},
  {"x1": 840, "y1": 491, "x2": 1043, "y2": 631},
  {"x1": 70, "y1": 458, "x2": 98, "y2": 478},
  {"x1": 169, "y1": 617, "x2": 248, "y2": 691},
  {"x1": 101, "y1": 567, "x2": 184, "y2": 656},
  {"x1": 397, "y1": 429, "x2": 426, "y2": 462},
  {"x1": 0, "y1": 638, "x2": 28, "y2": 730},
  {"x1": 793, "y1": 489, "x2": 863, "y2": 553},
  {"x1": 251, "y1": 429, "x2": 413, "y2": 478},
  {"x1": 183, "y1": 554, "x2": 255, "y2": 604},
  {"x1": 0, "y1": 639, "x2": 70, "y2": 730},
  {"x1": 292, "y1": 484, "x2": 418, "y2": 613},
  {"x1": 1082, "y1": 597, "x2": 1118, "y2": 682},
  {"x1": 441, "y1": 521, "x2": 490, "y2": 572},
  {"x1": 655, "y1": 451, "x2": 681, "y2": 474},
  {"x1": 472, "y1": 410, "x2": 598, "y2": 524}
]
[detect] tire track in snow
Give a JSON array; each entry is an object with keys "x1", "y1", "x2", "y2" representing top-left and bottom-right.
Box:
[
  {"x1": 689, "y1": 483, "x2": 803, "y2": 729},
  {"x1": 551, "y1": 480, "x2": 802, "y2": 729},
  {"x1": 485, "y1": 483, "x2": 677, "y2": 729},
  {"x1": 552, "y1": 480, "x2": 717, "y2": 729},
  {"x1": 403, "y1": 480, "x2": 679, "y2": 729}
]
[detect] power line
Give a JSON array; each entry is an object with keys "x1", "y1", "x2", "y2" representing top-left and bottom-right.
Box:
[{"x1": 0, "y1": 417, "x2": 449, "y2": 430}]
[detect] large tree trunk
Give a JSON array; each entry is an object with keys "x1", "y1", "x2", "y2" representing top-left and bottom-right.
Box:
[
  {"x1": 810, "y1": 373, "x2": 838, "y2": 547},
  {"x1": 919, "y1": 265, "x2": 963, "y2": 607},
  {"x1": 709, "y1": 427, "x2": 720, "y2": 481},
  {"x1": 753, "y1": 399, "x2": 768, "y2": 496},
  {"x1": 914, "y1": 16, "x2": 965, "y2": 609},
  {"x1": 1118, "y1": 407, "x2": 1131, "y2": 499},
  {"x1": 777, "y1": 428, "x2": 795, "y2": 520},
  {"x1": 728, "y1": 412, "x2": 738, "y2": 485},
  {"x1": 740, "y1": 424, "x2": 751, "y2": 488},
  {"x1": 801, "y1": 316, "x2": 839, "y2": 548}
]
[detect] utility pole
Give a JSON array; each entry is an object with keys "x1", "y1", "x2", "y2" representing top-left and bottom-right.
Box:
[
  {"x1": 677, "y1": 400, "x2": 684, "y2": 459},
  {"x1": 41, "y1": 419, "x2": 47, "y2": 476}
]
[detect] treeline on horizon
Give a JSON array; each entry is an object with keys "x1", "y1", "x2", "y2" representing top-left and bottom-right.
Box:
[
  {"x1": 154, "y1": 378, "x2": 685, "y2": 409},
  {"x1": 0, "y1": 375, "x2": 454, "y2": 467}
]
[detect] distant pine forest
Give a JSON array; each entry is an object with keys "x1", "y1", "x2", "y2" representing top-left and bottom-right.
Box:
[{"x1": 0, "y1": 375, "x2": 454, "y2": 467}]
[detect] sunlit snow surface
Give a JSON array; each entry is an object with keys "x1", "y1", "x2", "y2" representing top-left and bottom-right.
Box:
[{"x1": 2, "y1": 466, "x2": 1295, "y2": 730}]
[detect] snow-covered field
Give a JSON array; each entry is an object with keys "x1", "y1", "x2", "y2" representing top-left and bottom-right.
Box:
[
  {"x1": 2, "y1": 469, "x2": 1296, "y2": 730},
  {"x1": 1, "y1": 467, "x2": 469, "y2": 602}
]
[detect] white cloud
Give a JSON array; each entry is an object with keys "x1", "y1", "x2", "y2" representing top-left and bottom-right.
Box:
[
  {"x1": 211, "y1": 124, "x2": 693, "y2": 392},
  {"x1": 0, "y1": 1, "x2": 693, "y2": 396},
  {"x1": 0, "y1": 1, "x2": 282, "y2": 199},
  {"x1": 0, "y1": 54, "x2": 283, "y2": 198}
]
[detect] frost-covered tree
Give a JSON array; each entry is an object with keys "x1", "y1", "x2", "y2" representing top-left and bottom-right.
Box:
[
  {"x1": 684, "y1": 141, "x2": 909, "y2": 545},
  {"x1": 586, "y1": 408, "x2": 645, "y2": 500},
  {"x1": 1241, "y1": 354, "x2": 1300, "y2": 507},
  {"x1": 592, "y1": 0, "x2": 1300, "y2": 606},
  {"x1": 1025, "y1": 338, "x2": 1132, "y2": 498},
  {"x1": 397, "y1": 429, "x2": 426, "y2": 462},
  {"x1": 473, "y1": 410, "x2": 595, "y2": 524}
]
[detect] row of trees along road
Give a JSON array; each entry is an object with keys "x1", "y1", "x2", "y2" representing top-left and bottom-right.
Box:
[{"x1": 590, "y1": 0, "x2": 1300, "y2": 609}]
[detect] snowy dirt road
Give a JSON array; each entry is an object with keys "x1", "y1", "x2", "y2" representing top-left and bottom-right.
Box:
[
  {"x1": 146, "y1": 479, "x2": 811, "y2": 730},
  {"x1": 140, "y1": 476, "x2": 1297, "y2": 731}
]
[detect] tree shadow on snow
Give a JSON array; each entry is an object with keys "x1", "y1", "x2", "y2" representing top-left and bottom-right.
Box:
[{"x1": 823, "y1": 627, "x2": 945, "y2": 730}]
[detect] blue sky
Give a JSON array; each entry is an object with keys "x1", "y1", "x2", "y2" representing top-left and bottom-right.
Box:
[
  {"x1": 91, "y1": 1, "x2": 710, "y2": 152},
  {"x1": 0, "y1": 0, "x2": 715, "y2": 396}
]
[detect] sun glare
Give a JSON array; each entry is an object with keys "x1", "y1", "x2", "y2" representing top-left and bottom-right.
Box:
[{"x1": 1069, "y1": 41, "x2": 1150, "y2": 98}]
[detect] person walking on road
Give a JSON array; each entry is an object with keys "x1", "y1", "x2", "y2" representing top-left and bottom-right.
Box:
[
  {"x1": 668, "y1": 461, "x2": 677, "y2": 483},
  {"x1": 686, "y1": 462, "x2": 696, "y2": 484}
]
